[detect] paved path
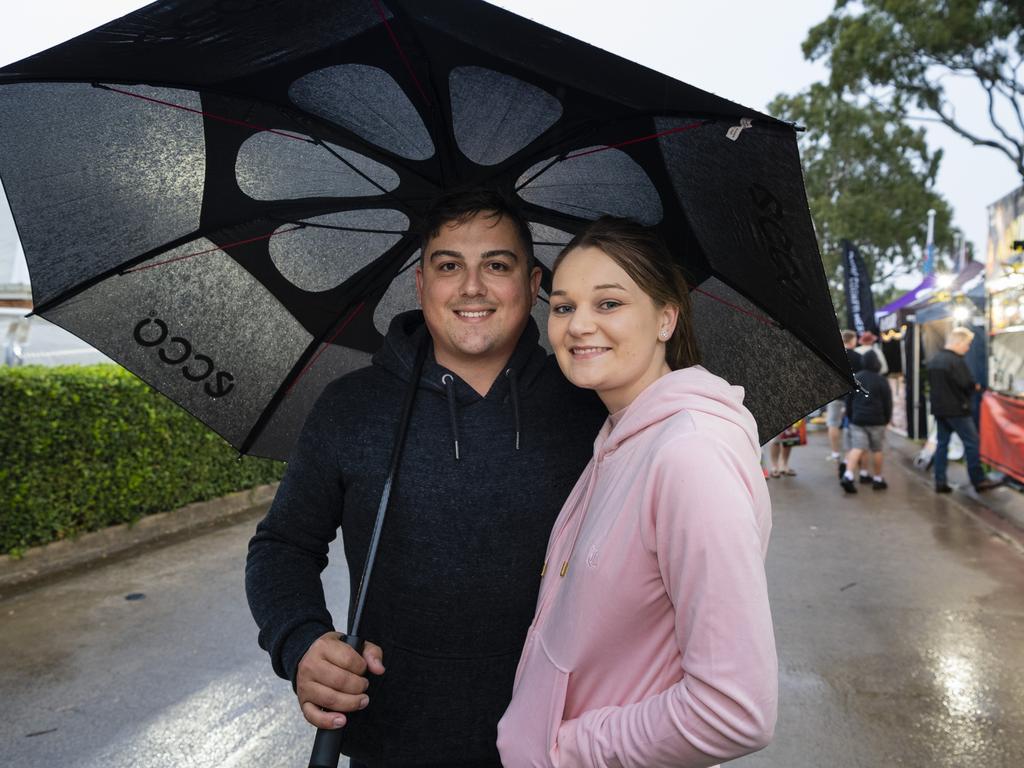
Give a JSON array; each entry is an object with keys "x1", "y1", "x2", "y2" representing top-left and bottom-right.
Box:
[{"x1": 2, "y1": 433, "x2": 1023, "y2": 767}]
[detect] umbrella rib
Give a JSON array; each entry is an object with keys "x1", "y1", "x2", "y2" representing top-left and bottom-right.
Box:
[
  {"x1": 308, "y1": 139, "x2": 406, "y2": 207},
  {"x1": 93, "y1": 83, "x2": 313, "y2": 142},
  {"x1": 273, "y1": 219, "x2": 408, "y2": 235},
  {"x1": 237, "y1": 236, "x2": 420, "y2": 455},
  {"x1": 515, "y1": 155, "x2": 565, "y2": 193},
  {"x1": 564, "y1": 120, "x2": 706, "y2": 159},
  {"x1": 515, "y1": 119, "x2": 708, "y2": 193},
  {"x1": 29, "y1": 206, "x2": 369, "y2": 317},
  {"x1": 97, "y1": 83, "x2": 423, "y2": 203},
  {"x1": 707, "y1": 273, "x2": 856, "y2": 390},
  {"x1": 692, "y1": 286, "x2": 778, "y2": 328},
  {"x1": 120, "y1": 225, "x2": 305, "y2": 274},
  {"x1": 285, "y1": 302, "x2": 368, "y2": 396},
  {"x1": 372, "y1": 0, "x2": 432, "y2": 107}
]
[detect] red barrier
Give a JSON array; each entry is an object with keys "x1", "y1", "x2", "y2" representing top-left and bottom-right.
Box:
[{"x1": 980, "y1": 391, "x2": 1024, "y2": 483}]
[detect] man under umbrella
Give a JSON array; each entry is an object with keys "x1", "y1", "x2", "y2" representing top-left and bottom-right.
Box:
[{"x1": 245, "y1": 188, "x2": 605, "y2": 767}]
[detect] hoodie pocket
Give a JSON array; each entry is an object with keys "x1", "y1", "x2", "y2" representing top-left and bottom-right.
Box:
[
  {"x1": 497, "y1": 636, "x2": 571, "y2": 768},
  {"x1": 380, "y1": 643, "x2": 519, "y2": 766}
]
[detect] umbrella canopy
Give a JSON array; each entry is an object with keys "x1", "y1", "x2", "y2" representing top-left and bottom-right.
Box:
[{"x1": 0, "y1": 0, "x2": 851, "y2": 459}]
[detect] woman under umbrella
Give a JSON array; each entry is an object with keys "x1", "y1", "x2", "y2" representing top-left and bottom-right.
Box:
[{"x1": 498, "y1": 217, "x2": 777, "y2": 767}]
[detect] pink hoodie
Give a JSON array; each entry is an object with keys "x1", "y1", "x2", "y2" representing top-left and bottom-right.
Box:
[{"x1": 497, "y1": 366, "x2": 777, "y2": 768}]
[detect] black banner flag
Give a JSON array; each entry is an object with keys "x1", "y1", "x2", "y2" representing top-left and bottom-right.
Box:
[{"x1": 842, "y1": 239, "x2": 878, "y2": 336}]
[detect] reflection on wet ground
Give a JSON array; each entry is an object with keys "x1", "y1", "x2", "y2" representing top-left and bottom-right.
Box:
[
  {"x1": 745, "y1": 434, "x2": 1024, "y2": 767},
  {"x1": 0, "y1": 513, "x2": 352, "y2": 768},
  {"x1": 1, "y1": 433, "x2": 1022, "y2": 767}
]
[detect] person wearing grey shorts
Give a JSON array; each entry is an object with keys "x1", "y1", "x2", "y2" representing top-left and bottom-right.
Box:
[
  {"x1": 841, "y1": 350, "x2": 892, "y2": 493},
  {"x1": 850, "y1": 424, "x2": 886, "y2": 453}
]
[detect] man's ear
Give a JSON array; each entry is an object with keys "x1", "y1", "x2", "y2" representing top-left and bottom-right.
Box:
[
  {"x1": 415, "y1": 264, "x2": 424, "y2": 306},
  {"x1": 529, "y1": 265, "x2": 542, "y2": 304}
]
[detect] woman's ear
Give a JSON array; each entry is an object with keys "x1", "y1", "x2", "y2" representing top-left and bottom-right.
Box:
[{"x1": 660, "y1": 304, "x2": 680, "y2": 339}]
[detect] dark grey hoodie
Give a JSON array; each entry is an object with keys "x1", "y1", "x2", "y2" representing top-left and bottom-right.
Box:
[{"x1": 246, "y1": 310, "x2": 605, "y2": 766}]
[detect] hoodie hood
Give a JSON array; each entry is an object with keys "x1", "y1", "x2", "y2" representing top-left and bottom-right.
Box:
[
  {"x1": 597, "y1": 365, "x2": 760, "y2": 458},
  {"x1": 860, "y1": 349, "x2": 882, "y2": 373},
  {"x1": 372, "y1": 309, "x2": 552, "y2": 459},
  {"x1": 373, "y1": 310, "x2": 548, "y2": 401}
]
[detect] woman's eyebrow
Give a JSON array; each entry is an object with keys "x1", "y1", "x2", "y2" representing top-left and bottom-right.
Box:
[{"x1": 550, "y1": 283, "x2": 628, "y2": 297}]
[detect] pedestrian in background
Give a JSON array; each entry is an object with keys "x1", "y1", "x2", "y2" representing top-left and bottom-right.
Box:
[
  {"x1": 841, "y1": 350, "x2": 892, "y2": 493},
  {"x1": 769, "y1": 421, "x2": 804, "y2": 477},
  {"x1": 926, "y1": 327, "x2": 999, "y2": 494},
  {"x1": 826, "y1": 330, "x2": 863, "y2": 466},
  {"x1": 855, "y1": 330, "x2": 888, "y2": 375}
]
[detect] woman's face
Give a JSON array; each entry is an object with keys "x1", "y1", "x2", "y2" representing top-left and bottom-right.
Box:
[{"x1": 548, "y1": 245, "x2": 677, "y2": 413}]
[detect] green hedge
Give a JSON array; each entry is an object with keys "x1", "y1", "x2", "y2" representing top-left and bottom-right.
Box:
[{"x1": 0, "y1": 364, "x2": 284, "y2": 556}]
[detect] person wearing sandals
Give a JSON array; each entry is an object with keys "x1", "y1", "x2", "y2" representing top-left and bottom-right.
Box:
[
  {"x1": 498, "y1": 217, "x2": 777, "y2": 768},
  {"x1": 768, "y1": 423, "x2": 802, "y2": 477}
]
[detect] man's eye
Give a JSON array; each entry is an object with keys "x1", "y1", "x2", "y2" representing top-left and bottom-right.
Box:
[
  {"x1": 438, "y1": 262, "x2": 459, "y2": 272},
  {"x1": 486, "y1": 261, "x2": 511, "y2": 271}
]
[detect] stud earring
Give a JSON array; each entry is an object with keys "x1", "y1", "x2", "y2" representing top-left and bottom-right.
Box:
[{"x1": 660, "y1": 330, "x2": 669, "y2": 339}]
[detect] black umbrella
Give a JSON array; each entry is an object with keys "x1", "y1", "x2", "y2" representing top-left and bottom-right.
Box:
[{"x1": 0, "y1": 0, "x2": 851, "y2": 462}]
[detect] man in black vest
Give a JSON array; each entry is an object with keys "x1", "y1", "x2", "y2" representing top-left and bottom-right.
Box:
[
  {"x1": 246, "y1": 188, "x2": 605, "y2": 767},
  {"x1": 926, "y1": 327, "x2": 998, "y2": 494}
]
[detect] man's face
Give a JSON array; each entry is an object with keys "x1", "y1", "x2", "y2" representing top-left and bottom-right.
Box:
[{"x1": 416, "y1": 212, "x2": 541, "y2": 374}]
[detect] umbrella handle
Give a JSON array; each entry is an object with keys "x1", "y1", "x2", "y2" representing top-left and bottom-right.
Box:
[
  {"x1": 308, "y1": 634, "x2": 365, "y2": 768},
  {"x1": 308, "y1": 335, "x2": 427, "y2": 768}
]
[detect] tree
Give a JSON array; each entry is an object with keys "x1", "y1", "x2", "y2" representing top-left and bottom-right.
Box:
[
  {"x1": 804, "y1": 0, "x2": 1024, "y2": 181},
  {"x1": 769, "y1": 84, "x2": 956, "y2": 315}
]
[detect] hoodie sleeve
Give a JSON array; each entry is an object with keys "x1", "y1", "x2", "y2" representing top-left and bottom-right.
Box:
[
  {"x1": 245, "y1": 384, "x2": 345, "y2": 687},
  {"x1": 556, "y1": 433, "x2": 777, "y2": 768}
]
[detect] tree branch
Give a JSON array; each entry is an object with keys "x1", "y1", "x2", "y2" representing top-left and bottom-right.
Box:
[
  {"x1": 982, "y1": 78, "x2": 1024, "y2": 157},
  {"x1": 993, "y1": 78, "x2": 1024, "y2": 136},
  {"x1": 932, "y1": 99, "x2": 1024, "y2": 179}
]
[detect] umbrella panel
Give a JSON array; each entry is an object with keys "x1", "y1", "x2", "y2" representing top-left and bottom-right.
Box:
[{"x1": 0, "y1": 0, "x2": 853, "y2": 459}]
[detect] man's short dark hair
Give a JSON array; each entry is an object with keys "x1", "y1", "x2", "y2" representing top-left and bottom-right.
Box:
[{"x1": 418, "y1": 187, "x2": 535, "y2": 267}]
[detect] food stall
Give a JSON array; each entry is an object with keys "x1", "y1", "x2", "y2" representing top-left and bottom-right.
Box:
[{"x1": 981, "y1": 186, "x2": 1024, "y2": 483}]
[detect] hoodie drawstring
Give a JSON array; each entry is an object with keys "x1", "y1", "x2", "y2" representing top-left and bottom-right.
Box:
[
  {"x1": 506, "y1": 368, "x2": 521, "y2": 451},
  {"x1": 439, "y1": 368, "x2": 523, "y2": 460},
  {"x1": 441, "y1": 374, "x2": 460, "y2": 460}
]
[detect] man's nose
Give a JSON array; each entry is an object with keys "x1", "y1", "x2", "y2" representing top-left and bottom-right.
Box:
[{"x1": 460, "y1": 267, "x2": 486, "y2": 297}]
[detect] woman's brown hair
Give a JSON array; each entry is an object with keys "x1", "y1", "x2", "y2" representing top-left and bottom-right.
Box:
[{"x1": 553, "y1": 217, "x2": 701, "y2": 370}]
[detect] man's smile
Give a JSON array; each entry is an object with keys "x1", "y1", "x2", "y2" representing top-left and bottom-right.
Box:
[{"x1": 454, "y1": 309, "x2": 496, "y2": 320}]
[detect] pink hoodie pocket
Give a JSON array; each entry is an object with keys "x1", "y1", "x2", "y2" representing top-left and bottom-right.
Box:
[{"x1": 498, "y1": 635, "x2": 571, "y2": 768}]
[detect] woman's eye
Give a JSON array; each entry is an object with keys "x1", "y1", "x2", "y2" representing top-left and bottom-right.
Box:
[
  {"x1": 598, "y1": 300, "x2": 621, "y2": 310},
  {"x1": 551, "y1": 304, "x2": 574, "y2": 315}
]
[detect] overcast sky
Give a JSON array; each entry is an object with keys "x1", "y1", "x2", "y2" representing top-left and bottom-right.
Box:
[{"x1": 1, "y1": 0, "x2": 1020, "y2": 285}]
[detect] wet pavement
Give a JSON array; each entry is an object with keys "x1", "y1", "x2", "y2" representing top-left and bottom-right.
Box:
[
  {"x1": 2, "y1": 432, "x2": 1023, "y2": 767},
  {"x1": 0, "y1": 518, "x2": 352, "y2": 768}
]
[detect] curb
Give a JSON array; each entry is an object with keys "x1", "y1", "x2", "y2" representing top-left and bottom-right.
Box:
[
  {"x1": 0, "y1": 483, "x2": 278, "y2": 592},
  {"x1": 886, "y1": 431, "x2": 1024, "y2": 552}
]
